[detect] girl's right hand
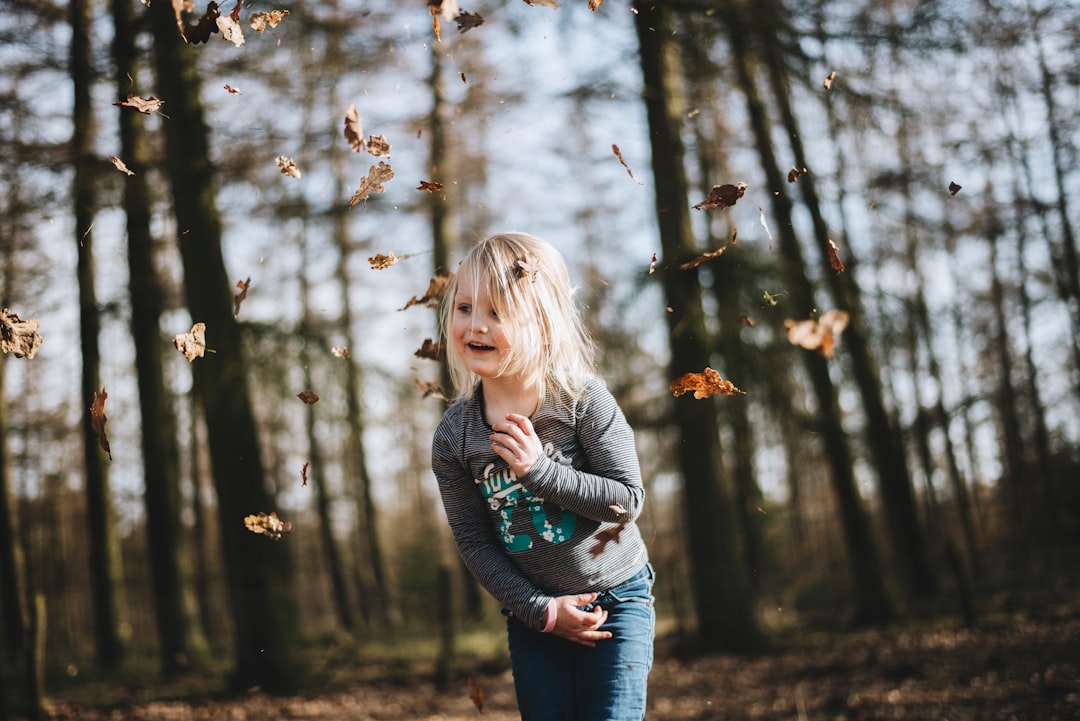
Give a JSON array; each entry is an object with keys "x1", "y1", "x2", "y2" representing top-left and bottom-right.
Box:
[{"x1": 549, "y1": 593, "x2": 611, "y2": 647}]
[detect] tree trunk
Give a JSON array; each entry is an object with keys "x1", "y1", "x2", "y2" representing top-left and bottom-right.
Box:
[
  {"x1": 149, "y1": 2, "x2": 301, "y2": 691},
  {"x1": 112, "y1": 0, "x2": 207, "y2": 675},
  {"x1": 722, "y1": 2, "x2": 895, "y2": 625},
  {"x1": 72, "y1": 0, "x2": 127, "y2": 667},
  {"x1": 0, "y1": 351, "x2": 30, "y2": 660},
  {"x1": 634, "y1": 0, "x2": 765, "y2": 653}
]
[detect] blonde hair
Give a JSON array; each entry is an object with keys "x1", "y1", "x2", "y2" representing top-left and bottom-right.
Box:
[{"x1": 441, "y1": 232, "x2": 597, "y2": 408}]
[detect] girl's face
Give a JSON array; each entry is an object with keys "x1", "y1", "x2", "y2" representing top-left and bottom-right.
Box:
[{"x1": 450, "y1": 272, "x2": 514, "y2": 380}]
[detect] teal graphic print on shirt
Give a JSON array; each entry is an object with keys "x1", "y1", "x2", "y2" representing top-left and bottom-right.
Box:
[{"x1": 476, "y1": 455, "x2": 577, "y2": 552}]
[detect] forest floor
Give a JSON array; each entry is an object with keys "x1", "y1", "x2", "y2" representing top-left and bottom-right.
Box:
[{"x1": 24, "y1": 606, "x2": 1080, "y2": 721}]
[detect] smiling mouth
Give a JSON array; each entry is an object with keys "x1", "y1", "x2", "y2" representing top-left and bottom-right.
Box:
[{"x1": 467, "y1": 342, "x2": 495, "y2": 351}]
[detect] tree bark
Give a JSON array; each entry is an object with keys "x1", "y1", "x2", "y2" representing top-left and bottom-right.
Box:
[
  {"x1": 634, "y1": 0, "x2": 765, "y2": 653},
  {"x1": 149, "y1": 2, "x2": 302, "y2": 690}
]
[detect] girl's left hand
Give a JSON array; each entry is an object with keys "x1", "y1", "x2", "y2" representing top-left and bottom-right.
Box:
[{"x1": 491, "y1": 413, "x2": 543, "y2": 477}]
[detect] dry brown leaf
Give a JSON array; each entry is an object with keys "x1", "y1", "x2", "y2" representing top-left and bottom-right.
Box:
[
  {"x1": 414, "y1": 338, "x2": 445, "y2": 362},
  {"x1": 182, "y1": 1, "x2": 221, "y2": 43},
  {"x1": 522, "y1": 0, "x2": 560, "y2": 7},
  {"x1": 215, "y1": 13, "x2": 244, "y2": 46},
  {"x1": 344, "y1": 104, "x2": 365, "y2": 153},
  {"x1": 224, "y1": 83, "x2": 242, "y2": 95},
  {"x1": 949, "y1": 181, "x2": 962, "y2": 196},
  {"x1": 113, "y1": 94, "x2": 165, "y2": 115},
  {"x1": 276, "y1": 155, "x2": 302, "y2": 179},
  {"x1": 416, "y1": 377, "x2": 449, "y2": 402},
  {"x1": 109, "y1": 156, "x2": 135, "y2": 176},
  {"x1": 233, "y1": 277, "x2": 250, "y2": 317},
  {"x1": 455, "y1": 10, "x2": 483, "y2": 32},
  {"x1": 349, "y1": 162, "x2": 394, "y2": 207},
  {"x1": 90, "y1": 387, "x2": 112, "y2": 460},
  {"x1": 250, "y1": 9, "x2": 289, "y2": 32},
  {"x1": 612, "y1": 144, "x2": 642, "y2": 184},
  {"x1": 428, "y1": 0, "x2": 459, "y2": 40},
  {"x1": 648, "y1": 252, "x2": 658, "y2": 275},
  {"x1": 367, "y1": 134, "x2": 391, "y2": 158},
  {"x1": 331, "y1": 345, "x2": 350, "y2": 359},
  {"x1": 738, "y1": 314, "x2": 756, "y2": 327},
  {"x1": 173, "y1": 322, "x2": 208, "y2": 361},
  {"x1": 297, "y1": 390, "x2": 320, "y2": 405},
  {"x1": 368, "y1": 252, "x2": 398, "y2": 270},
  {"x1": 763, "y1": 290, "x2": 785, "y2": 307},
  {"x1": 243, "y1": 511, "x2": 292, "y2": 540},
  {"x1": 669, "y1": 367, "x2": 745, "y2": 399},
  {"x1": 680, "y1": 229, "x2": 736, "y2": 271},
  {"x1": 417, "y1": 180, "x2": 444, "y2": 192},
  {"x1": 693, "y1": 182, "x2": 747, "y2": 211},
  {"x1": 301, "y1": 462, "x2": 309, "y2": 487},
  {"x1": 589, "y1": 0, "x2": 603, "y2": 9},
  {"x1": 788, "y1": 166, "x2": 807, "y2": 183},
  {"x1": 401, "y1": 272, "x2": 452, "y2": 310},
  {"x1": 784, "y1": 309, "x2": 850, "y2": 358},
  {"x1": 467, "y1": 677, "x2": 487, "y2": 712},
  {"x1": 823, "y1": 70, "x2": 837, "y2": 89},
  {"x1": 0, "y1": 308, "x2": 43, "y2": 359},
  {"x1": 827, "y1": 239, "x2": 845, "y2": 274}
]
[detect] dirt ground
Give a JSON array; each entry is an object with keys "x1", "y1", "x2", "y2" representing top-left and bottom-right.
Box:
[{"x1": 31, "y1": 611, "x2": 1080, "y2": 721}]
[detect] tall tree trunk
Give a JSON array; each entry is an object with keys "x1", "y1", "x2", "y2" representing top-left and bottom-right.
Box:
[
  {"x1": 722, "y1": 3, "x2": 895, "y2": 625},
  {"x1": 149, "y1": 3, "x2": 301, "y2": 691},
  {"x1": 634, "y1": 0, "x2": 764, "y2": 653},
  {"x1": 0, "y1": 351, "x2": 30, "y2": 661},
  {"x1": 72, "y1": 0, "x2": 127, "y2": 667},
  {"x1": 112, "y1": 0, "x2": 206, "y2": 675},
  {"x1": 758, "y1": 9, "x2": 936, "y2": 602}
]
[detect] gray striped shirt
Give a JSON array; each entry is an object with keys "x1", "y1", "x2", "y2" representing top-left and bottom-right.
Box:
[{"x1": 432, "y1": 376, "x2": 649, "y2": 630}]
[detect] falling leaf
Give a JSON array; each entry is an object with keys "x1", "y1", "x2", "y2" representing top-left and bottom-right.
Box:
[
  {"x1": 417, "y1": 180, "x2": 444, "y2": 192},
  {"x1": 215, "y1": 12, "x2": 244, "y2": 46},
  {"x1": 416, "y1": 377, "x2": 449, "y2": 402},
  {"x1": 401, "y1": 272, "x2": 452, "y2": 310},
  {"x1": 113, "y1": 94, "x2": 165, "y2": 115},
  {"x1": 109, "y1": 156, "x2": 135, "y2": 176},
  {"x1": 679, "y1": 229, "x2": 736, "y2": 271},
  {"x1": 349, "y1": 161, "x2": 394, "y2": 207},
  {"x1": 589, "y1": 518, "x2": 628, "y2": 557},
  {"x1": 224, "y1": 83, "x2": 242, "y2": 94},
  {"x1": 344, "y1": 105, "x2": 366, "y2": 153},
  {"x1": 297, "y1": 390, "x2": 320, "y2": 404},
  {"x1": 612, "y1": 144, "x2": 642, "y2": 184},
  {"x1": 949, "y1": 181, "x2": 962, "y2": 196},
  {"x1": 415, "y1": 338, "x2": 445, "y2": 361},
  {"x1": 249, "y1": 9, "x2": 289, "y2": 32},
  {"x1": 276, "y1": 156, "x2": 302, "y2": 179},
  {"x1": 243, "y1": 511, "x2": 292, "y2": 540},
  {"x1": 823, "y1": 70, "x2": 836, "y2": 90},
  {"x1": 90, "y1": 387, "x2": 112, "y2": 460},
  {"x1": 648, "y1": 253, "x2": 658, "y2": 274},
  {"x1": 788, "y1": 166, "x2": 807, "y2": 183},
  {"x1": 758, "y1": 207, "x2": 773, "y2": 247},
  {"x1": 826, "y1": 240, "x2": 845, "y2": 274},
  {"x1": 784, "y1": 309, "x2": 850, "y2": 358},
  {"x1": 693, "y1": 182, "x2": 747, "y2": 211},
  {"x1": 522, "y1": 0, "x2": 560, "y2": 7},
  {"x1": 738, "y1": 314, "x2": 755, "y2": 327},
  {"x1": 179, "y1": 0, "x2": 221, "y2": 43},
  {"x1": 428, "y1": 0, "x2": 459, "y2": 41},
  {"x1": 467, "y1": 677, "x2": 487, "y2": 712},
  {"x1": 589, "y1": 0, "x2": 603, "y2": 9},
  {"x1": 368, "y1": 252, "x2": 399, "y2": 270},
  {"x1": 669, "y1": 367, "x2": 745, "y2": 399},
  {"x1": 455, "y1": 10, "x2": 483, "y2": 32},
  {"x1": 0, "y1": 308, "x2": 43, "y2": 359},
  {"x1": 367, "y1": 134, "x2": 392, "y2": 158},
  {"x1": 331, "y1": 345, "x2": 350, "y2": 359},
  {"x1": 300, "y1": 462, "x2": 309, "y2": 487},
  {"x1": 460, "y1": 71, "x2": 467, "y2": 83},
  {"x1": 173, "y1": 322, "x2": 208, "y2": 361},
  {"x1": 762, "y1": 290, "x2": 785, "y2": 307},
  {"x1": 233, "y1": 277, "x2": 251, "y2": 318}
]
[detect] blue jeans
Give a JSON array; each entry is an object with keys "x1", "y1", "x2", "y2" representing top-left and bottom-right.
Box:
[{"x1": 507, "y1": 564, "x2": 656, "y2": 721}]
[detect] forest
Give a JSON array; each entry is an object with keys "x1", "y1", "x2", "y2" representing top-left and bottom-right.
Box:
[{"x1": 1, "y1": 0, "x2": 1079, "y2": 719}]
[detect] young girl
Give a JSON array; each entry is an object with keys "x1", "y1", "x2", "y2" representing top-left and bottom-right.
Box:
[{"x1": 431, "y1": 232, "x2": 654, "y2": 721}]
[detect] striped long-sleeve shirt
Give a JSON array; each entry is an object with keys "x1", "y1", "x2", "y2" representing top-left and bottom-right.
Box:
[{"x1": 431, "y1": 376, "x2": 649, "y2": 630}]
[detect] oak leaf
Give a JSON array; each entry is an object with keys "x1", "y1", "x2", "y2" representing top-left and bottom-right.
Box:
[
  {"x1": 1, "y1": 308, "x2": 44, "y2": 359},
  {"x1": 297, "y1": 390, "x2": 320, "y2": 404},
  {"x1": 415, "y1": 338, "x2": 445, "y2": 362},
  {"x1": 349, "y1": 162, "x2": 394, "y2": 207},
  {"x1": 366, "y1": 134, "x2": 391, "y2": 158},
  {"x1": 250, "y1": 9, "x2": 289, "y2": 32},
  {"x1": 216, "y1": 12, "x2": 244, "y2": 46},
  {"x1": 344, "y1": 105, "x2": 365, "y2": 153},
  {"x1": 784, "y1": 309, "x2": 849, "y2": 358},
  {"x1": 113, "y1": 94, "x2": 165, "y2": 115},
  {"x1": 401, "y1": 272, "x2": 451, "y2": 310},
  {"x1": 368, "y1": 252, "x2": 398, "y2": 270},
  {"x1": 276, "y1": 155, "x2": 302, "y2": 179},
  {"x1": 693, "y1": 182, "x2": 746, "y2": 211},
  {"x1": 669, "y1": 367, "x2": 745, "y2": 399},
  {"x1": 417, "y1": 180, "x2": 444, "y2": 192},
  {"x1": 90, "y1": 387, "x2": 112, "y2": 460},
  {"x1": 173, "y1": 323, "x2": 208, "y2": 361},
  {"x1": 243, "y1": 511, "x2": 292, "y2": 540}
]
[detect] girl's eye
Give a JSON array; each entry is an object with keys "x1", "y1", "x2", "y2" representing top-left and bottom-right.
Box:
[{"x1": 457, "y1": 304, "x2": 471, "y2": 314}]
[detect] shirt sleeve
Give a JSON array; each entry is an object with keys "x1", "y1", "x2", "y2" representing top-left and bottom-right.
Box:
[
  {"x1": 431, "y1": 412, "x2": 553, "y2": 629},
  {"x1": 517, "y1": 379, "x2": 645, "y2": 524}
]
